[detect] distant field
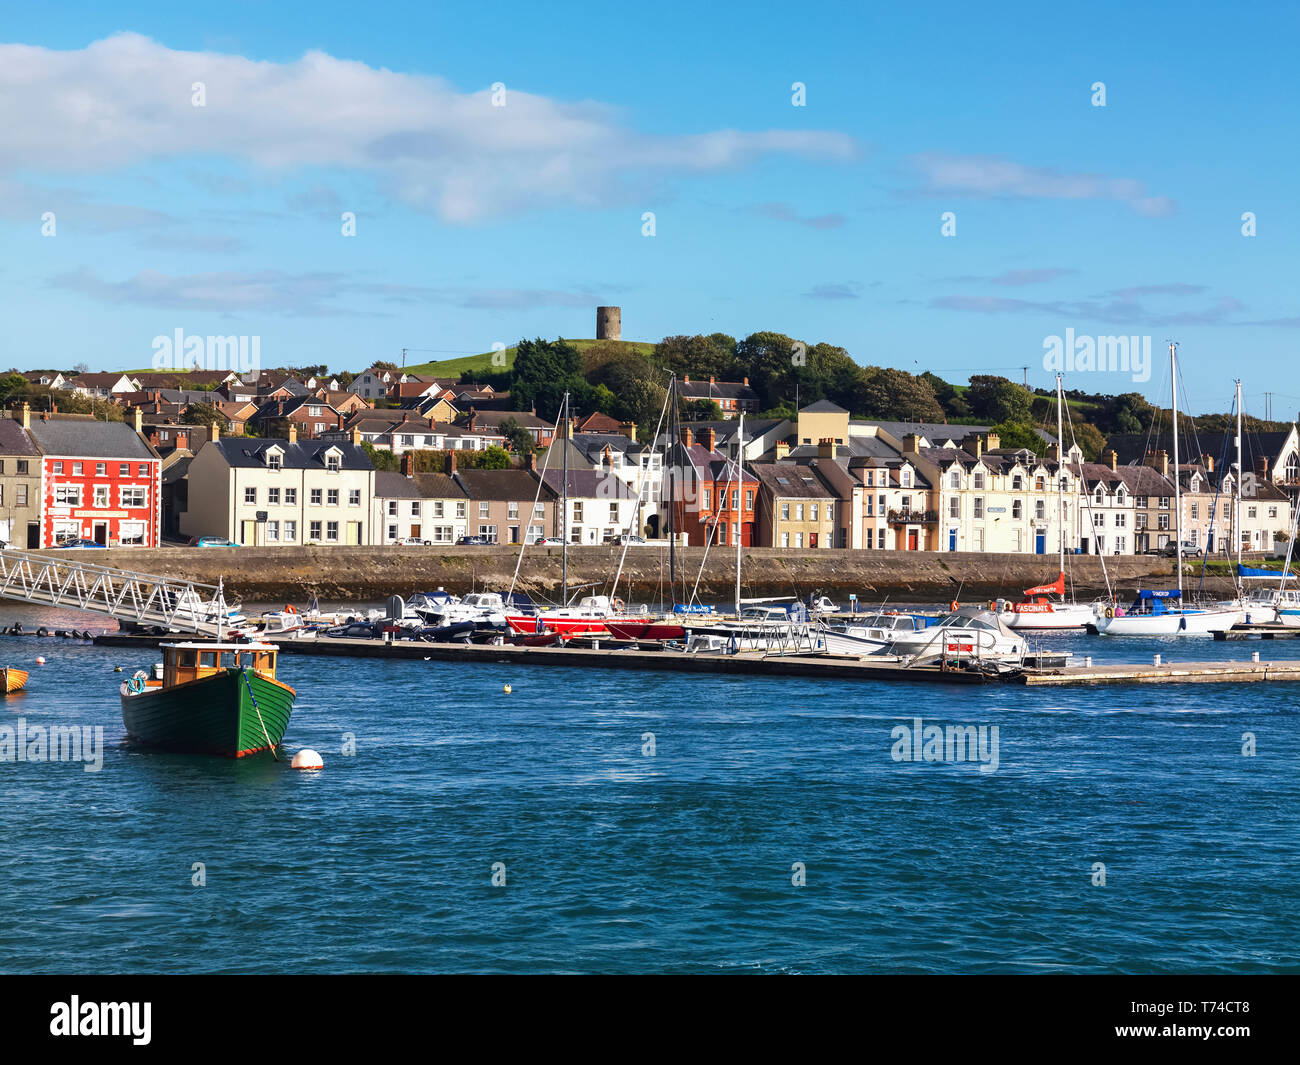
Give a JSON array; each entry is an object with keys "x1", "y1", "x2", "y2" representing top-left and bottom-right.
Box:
[{"x1": 405, "y1": 338, "x2": 655, "y2": 378}]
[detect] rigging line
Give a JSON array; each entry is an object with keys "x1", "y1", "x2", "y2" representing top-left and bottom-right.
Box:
[
  {"x1": 1062, "y1": 395, "x2": 1113, "y2": 603},
  {"x1": 610, "y1": 375, "x2": 673, "y2": 606},
  {"x1": 688, "y1": 447, "x2": 737, "y2": 608},
  {"x1": 507, "y1": 404, "x2": 565, "y2": 605}
]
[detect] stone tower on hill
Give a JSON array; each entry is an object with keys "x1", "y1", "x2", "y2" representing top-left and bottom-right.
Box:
[{"x1": 596, "y1": 306, "x2": 621, "y2": 341}]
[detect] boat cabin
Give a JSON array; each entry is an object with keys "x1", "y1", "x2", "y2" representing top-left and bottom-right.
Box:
[
  {"x1": 159, "y1": 642, "x2": 280, "y2": 687},
  {"x1": 1119, "y1": 589, "x2": 1183, "y2": 617}
]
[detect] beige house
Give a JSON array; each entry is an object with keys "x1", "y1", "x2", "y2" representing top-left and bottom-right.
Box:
[
  {"x1": 181, "y1": 426, "x2": 375, "y2": 545},
  {"x1": 0, "y1": 417, "x2": 43, "y2": 548}
]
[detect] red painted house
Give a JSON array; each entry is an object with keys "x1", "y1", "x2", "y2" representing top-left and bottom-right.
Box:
[
  {"x1": 667, "y1": 426, "x2": 758, "y2": 547},
  {"x1": 23, "y1": 408, "x2": 162, "y2": 547}
]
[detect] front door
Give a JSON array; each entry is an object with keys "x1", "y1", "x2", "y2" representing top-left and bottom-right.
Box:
[
  {"x1": 1035, "y1": 531, "x2": 1046, "y2": 554},
  {"x1": 907, "y1": 529, "x2": 918, "y2": 550},
  {"x1": 92, "y1": 522, "x2": 108, "y2": 546},
  {"x1": 242, "y1": 519, "x2": 258, "y2": 546},
  {"x1": 347, "y1": 521, "x2": 362, "y2": 545},
  {"x1": 948, "y1": 528, "x2": 958, "y2": 551},
  {"x1": 26, "y1": 522, "x2": 39, "y2": 549}
]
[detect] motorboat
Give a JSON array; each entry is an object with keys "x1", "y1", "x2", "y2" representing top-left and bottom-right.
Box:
[
  {"x1": 886, "y1": 606, "x2": 1029, "y2": 663},
  {"x1": 820, "y1": 612, "x2": 927, "y2": 655}
]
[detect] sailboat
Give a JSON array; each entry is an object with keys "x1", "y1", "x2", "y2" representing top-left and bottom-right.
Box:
[
  {"x1": 999, "y1": 375, "x2": 1100, "y2": 629},
  {"x1": 1095, "y1": 343, "x2": 1244, "y2": 636}
]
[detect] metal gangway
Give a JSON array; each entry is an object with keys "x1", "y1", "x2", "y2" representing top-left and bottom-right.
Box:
[{"x1": 0, "y1": 547, "x2": 240, "y2": 636}]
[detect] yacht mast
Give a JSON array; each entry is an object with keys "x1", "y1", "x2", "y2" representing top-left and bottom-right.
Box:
[
  {"x1": 1056, "y1": 373, "x2": 1066, "y2": 573},
  {"x1": 1235, "y1": 378, "x2": 1243, "y2": 569},
  {"x1": 561, "y1": 391, "x2": 569, "y2": 607},
  {"x1": 667, "y1": 376, "x2": 676, "y2": 599},
  {"x1": 734, "y1": 413, "x2": 744, "y2": 618},
  {"x1": 1170, "y1": 342, "x2": 1182, "y2": 596}
]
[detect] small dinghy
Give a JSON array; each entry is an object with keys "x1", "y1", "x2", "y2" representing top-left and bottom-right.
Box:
[{"x1": 3, "y1": 666, "x2": 29, "y2": 693}]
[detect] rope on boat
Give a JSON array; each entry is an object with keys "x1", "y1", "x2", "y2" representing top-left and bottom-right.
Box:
[{"x1": 239, "y1": 667, "x2": 278, "y2": 761}]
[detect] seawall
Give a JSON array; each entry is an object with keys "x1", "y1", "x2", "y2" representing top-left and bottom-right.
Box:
[{"x1": 13, "y1": 546, "x2": 1214, "y2": 605}]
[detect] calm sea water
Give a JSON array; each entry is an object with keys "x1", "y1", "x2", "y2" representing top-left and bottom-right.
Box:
[{"x1": 1, "y1": 602, "x2": 1298, "y2": 973}]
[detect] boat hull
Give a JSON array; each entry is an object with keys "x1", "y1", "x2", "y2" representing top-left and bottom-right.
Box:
[
  {"x1": 121, "y1": 668, "x2": 295, "y2": 757},
  {"x1": 604, "y1": 619, "x2": 687, "y2": 641},
  {"x1": 1002, "y1": 603, "x2": 1098, "y2": 629},
  {"x1": 3, "y1": 667, "x2": 29, "y2": 693},
  {"x1": 1094, "y1": 608, "x2": 1244, "y2": 636},
  {"x1": 505, "y1": 614, "x2": 609, "y2": 636}
]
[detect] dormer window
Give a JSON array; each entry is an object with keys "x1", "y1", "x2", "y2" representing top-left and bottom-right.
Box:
[
  {"x1": 325, "y1": 451, "x2": 341, "y2": 472},
  {"x1": 265, "y1": 446, "x2": 284, "y2": 471}
]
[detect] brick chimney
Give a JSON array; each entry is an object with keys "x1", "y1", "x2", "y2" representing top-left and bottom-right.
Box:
[
  {"x1": 681, "y1": 427, "x2": 693, "y2": 448},
  {"x1": 525, "y1": 452, "x2": 537, "y2": 472},
  {"x1": 775, "y1": 440, "x2": 791, "y2": 459},
  {"x1": 401, "y1": 452, "x2": 414, "y2": 477},
  {"x1": 446, "y1": 451, "x2": 457, "y2": 475},
  {"x1": 1046, "y1": 442, "x2": 1061, "y2": 461},
  {"x1": 818, "y1": 437, "x2": 836, "y2": 459},
  {"x1": 288, "y1": 423, "x2": 298, "y2": 444},
  {"x1": 19, "y1": 402, "x2": 30, "y2": 430},
  {"x1": 682, "y1": 375, "x2": 690, "y2": 384},
  {"x1": 702, "y1": 426, "x2": 716, "y2": 452},
  {"x1": 902, "y1": 433, "x2": 922, "y2": 454},
  {"x1": 1256, "y1": 455, "x2": 1270, "y2": 478},
  {"x1": 984, "y1": 431, "x2": 1000, "y2": 451},
  {"x1": 209, "y1": 422, "x2": 221, "y2": 443},
  {"x1": 349, "y1": 426, "x2": 362, "y2": 446},
  {"x1": 619, "y1": 420, "x2": 637, "y2": 441},
  {"x1": 708, "y1": 376, "x2": 716, "y2": 387},
  {"x1": 132, "y1": 406, "x2": 143, "y2": 433},
  {"x1": 1202, "y1": 454, "x2": 1215, "y2": 473},
  {"x1": 1105, "y1": 449, "x2": 1118, "y2": 471},
  {"x1": 742, "y1": 377, "x2": 749, "y2": 386}
]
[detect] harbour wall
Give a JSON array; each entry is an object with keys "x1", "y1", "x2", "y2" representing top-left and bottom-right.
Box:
[{"x1": 19, "y1": 546, "x2": 1222, "y2": 604}]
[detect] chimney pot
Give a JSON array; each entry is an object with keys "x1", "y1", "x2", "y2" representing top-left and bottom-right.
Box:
[
  {"x1": 681, "y1": 427, "x2": 693, "y2": 448},
  {"x1": 401, "y1": 451, "x2": 413, "y2": 477},
  {"x1": 702, "y1": 427, "x2": 716, "y2": 451}
]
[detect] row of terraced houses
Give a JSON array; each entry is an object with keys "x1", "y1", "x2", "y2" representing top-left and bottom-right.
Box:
[{"x1": 7, "y1": 366, "x2": 1299, "y2": 555}]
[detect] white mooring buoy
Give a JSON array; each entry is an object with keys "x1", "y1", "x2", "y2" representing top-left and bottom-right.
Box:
[
  {"x1": 291, "y1": 749, "x2": 324, "y2": 770},
  {"x1": 35, "y1": 656, "x2": 46, "y2": 666}
]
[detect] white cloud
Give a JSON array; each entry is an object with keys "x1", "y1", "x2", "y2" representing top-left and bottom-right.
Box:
[
  {"x1": 0, "y1": 33, "x2": 858, "y2": 224},
  {"x1": 907, "y1": 153, "x2": 1176, "y2": 216}
]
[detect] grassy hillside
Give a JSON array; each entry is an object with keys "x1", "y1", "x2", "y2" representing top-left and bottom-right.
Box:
[{"x1": 405, "y1": 338, "x2": 655, "y2": 379}]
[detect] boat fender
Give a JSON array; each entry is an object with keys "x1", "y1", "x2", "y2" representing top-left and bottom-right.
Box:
[
  {"x1": 1104, "y1": 607, "x2": 1115, "y2": 619},
  {"x1": 127, "y1": 671, "x2": 148, "y2": 694},
  {"x1": 36, "y1": 627, "x2": 49, "y2": 637}
]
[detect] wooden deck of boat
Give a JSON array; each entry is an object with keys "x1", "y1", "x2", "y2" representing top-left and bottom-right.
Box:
[{"x1": 94, "y1": 633, "x2": 1300, "y2": 687}]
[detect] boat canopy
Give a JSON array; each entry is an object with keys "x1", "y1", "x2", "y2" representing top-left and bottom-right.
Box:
[
  {"x1": 1134, "y1": 589, "x2": 1181, "y2": 599},
  {"x1": 673, "y1": 603, "x2": 714, "y2": 614},
  {"x1": 1237, "y1": 564, "x2": 1295, "y2": 580},
  {"x1": 1022, "y1": 573, "x2": 1065, "y2": 597}
]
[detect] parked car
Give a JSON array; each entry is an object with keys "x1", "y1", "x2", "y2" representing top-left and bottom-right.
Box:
[
  {"x1": 533, "y1": 536, "x2": 566, "y2": 545},
  {"x1": 56, "y1": 539, "x2": 105, "y2": 549},
  {"x1": 394, "y1": 537, "x2": 432, "y2": 546},
  {"x1": 457, "y1": 535, "x2": 490, "y2": 546},
  {"x1": 1160, "y1": 540, "x2": 1200, "y2": 557},
  {"x1": 618, "y1": 534, "x2": 647, "y2": 544},
  {"x1": 188, "y1": 536, "x2": 240, "y2": 547}
]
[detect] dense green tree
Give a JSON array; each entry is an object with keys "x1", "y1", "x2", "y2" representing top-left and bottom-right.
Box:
[
  {"x1": 966, "y1": 375, "x2": 1033, "y2": 424},
  {"x1": 510, "y1": 337, "x2": 585, "y2": 419},
  {"x1": 989, "y1": 420, "x2": 1044, "y2": 453},
  {"x1": 497, "y1": 417, "x2": 536, "y2": 455},
  {"x1": 851, "y1": 367, "x2": 946, "y2": 422},
  {"x1": 361, "y1": 441, "x2": 399, "y2": 471},
  {"x1": 180, "y1": 402, "x2": 228, "y2": 427},
  {"x1": 681, "y1": 398, "x2": 724, "y2": 421}
]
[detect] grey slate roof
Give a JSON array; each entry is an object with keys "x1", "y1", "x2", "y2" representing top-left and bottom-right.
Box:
[
  {"x1": 374, "y1": 471, "x2": 423, "y2": 499},
  {"x1": 213, "y1": 437, "x2": 372, "y2": 470},
  {"x1": 24, "y1": 417, "x2": 154, "y2": 458},
  {"x1": 0, "y1": 418, "x2": 40, "y2": 456}
]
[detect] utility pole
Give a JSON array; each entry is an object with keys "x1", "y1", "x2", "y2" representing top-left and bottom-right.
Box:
[{"x1": 1022, "y1": 366, "x2": 1029, "y2": 388}]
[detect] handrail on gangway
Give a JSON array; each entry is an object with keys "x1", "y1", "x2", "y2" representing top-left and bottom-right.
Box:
[{"x1": 0, "y1": 546, "x2": 239, "y2": 635}]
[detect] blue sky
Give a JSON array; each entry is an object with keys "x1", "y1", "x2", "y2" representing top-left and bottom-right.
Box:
[{"x1": 2, "y1": 0, "x2": 1296, "y2": 415}]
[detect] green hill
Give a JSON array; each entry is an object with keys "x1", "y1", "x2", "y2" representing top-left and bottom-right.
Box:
[{"x1": 405, "y1": 338, "x2": 655, "y2": 379}]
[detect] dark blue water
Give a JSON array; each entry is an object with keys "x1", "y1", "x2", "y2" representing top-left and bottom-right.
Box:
[{"x1": 2, "y1": 606, "x2": 1298, "y2": 973}]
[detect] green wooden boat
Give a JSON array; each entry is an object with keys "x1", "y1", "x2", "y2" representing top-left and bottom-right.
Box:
[{"x1": 120, "y1": 642, "x2": 296, "y2": 757}]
